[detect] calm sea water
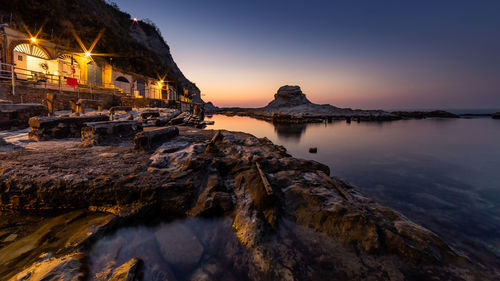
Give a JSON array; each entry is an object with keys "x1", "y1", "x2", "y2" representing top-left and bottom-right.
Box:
[{"x1": 206, "y1": 115, "x2": 500, "y2": 267}]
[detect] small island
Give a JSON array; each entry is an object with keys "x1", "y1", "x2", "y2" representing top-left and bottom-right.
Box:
[{"x1": 206, "y1": 86, "x2": 462, "y2": 123}]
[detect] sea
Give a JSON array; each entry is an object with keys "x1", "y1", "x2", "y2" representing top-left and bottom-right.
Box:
[{"x1": 205, "y1": 112, "x2": 500, "y2": 269}]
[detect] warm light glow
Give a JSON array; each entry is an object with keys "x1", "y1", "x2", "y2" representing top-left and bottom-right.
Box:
[
  {"x1": 133, "y1": 17, "x2": 138, "y2": 21},
  {"x1": 85, "y1": 52, "x2": 91, "y2": 57},
  {"x1": 157, "y1": 82, "x2": 163, "y2": 87},
  {"x1": 54, "y1": 71, "x2": 59, "y2": 76},
  {"x1": 30, "y1": 37, "x2": 37, "y2": 43},
  {"x1": 160, "y1": 80, "x2": 164, "y2": 83}
]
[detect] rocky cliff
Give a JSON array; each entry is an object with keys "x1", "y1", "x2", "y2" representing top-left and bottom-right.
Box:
[
  {"x1": 130, "y1": 22, "x2": 202, "y2": 103},
  {"x1": 1, "y1": 0, "x2": 201, "y2": 101}
]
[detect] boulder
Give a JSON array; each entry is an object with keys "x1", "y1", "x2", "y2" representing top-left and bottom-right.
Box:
[
  {"x1": 154, "y1": 223, "x2": 204, "y2": 273},
  {"x1": 81, "y1": 120, "x2": 143, "y2": 146},
  {"x1": 28, "y1": 115, "x2": 109, "y2": 141},
  {"x1": 133, "y1": 126, "x2": 179, "y2": 151},
  {"x1": 266, "y1": 85, "x2": 311, "y2": 108}
]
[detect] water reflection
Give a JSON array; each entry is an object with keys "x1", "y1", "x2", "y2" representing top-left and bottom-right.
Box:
[
  {"x1": 206, "y1": 115, "x2": 500, "y2": 269},
  {"x1": 273, "y1": 122, "x2": 308, "y2": 141}
]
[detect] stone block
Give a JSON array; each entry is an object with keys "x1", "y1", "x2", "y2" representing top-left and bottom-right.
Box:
[
  {"x1": 0, "y1": 104, "x2": 48, "y2": 130},
  {"x1": 134, "y1": 126, "x2": 179, "y2": 151},
  {"x1": 81, "y1": 120, "x2": 143, "y2": 146},
  {"x1": 28, "y1": 115, "x2": 109, "y2": 141}
]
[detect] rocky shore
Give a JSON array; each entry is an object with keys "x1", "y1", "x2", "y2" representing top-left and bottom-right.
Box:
[
  {"x1": 207, "y1": 86, "x2": 398, "y2": 123},
  {"x1": 0, "y1": 124, "x2": 493, "y2": 280},
  {"x1": 205, "y1": 86, "x2": 467, "y2": 123}
]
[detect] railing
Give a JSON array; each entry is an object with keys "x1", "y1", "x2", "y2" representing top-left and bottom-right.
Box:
[
  {"x1": 0, "y1": 62, "x2": 123, "y2": 96},
  {"x1": 0, "y1": 62, "x2": 188, "y2": 103}
]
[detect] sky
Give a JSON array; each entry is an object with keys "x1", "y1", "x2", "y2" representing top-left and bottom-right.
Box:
[{"x1": 112, "y1": 0, "x2": 500, "y2": 109}]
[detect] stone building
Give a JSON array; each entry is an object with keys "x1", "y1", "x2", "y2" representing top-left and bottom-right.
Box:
[{"x1": 0, "y1": 25, "x2": 182, "y2": 101}]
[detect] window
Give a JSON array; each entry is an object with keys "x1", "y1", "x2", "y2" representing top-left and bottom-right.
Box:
[{"x1": 18, "y1": 55, "x2": 23, "y2": 61}]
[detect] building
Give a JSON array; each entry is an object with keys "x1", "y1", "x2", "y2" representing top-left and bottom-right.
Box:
[{"x1": 0, "y1": 25, "x2": 185, "y2": 102}]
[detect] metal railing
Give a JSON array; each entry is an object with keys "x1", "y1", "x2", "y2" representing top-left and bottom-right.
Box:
[
  {"x1": 0, "y1": 62, "x2": 191, "y2": 103},
  {"x1": 0, "y1": 62, "x2": 123, "y2": 96}
]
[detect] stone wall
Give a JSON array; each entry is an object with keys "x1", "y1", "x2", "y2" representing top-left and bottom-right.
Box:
[
  {"x1": 0, "y1": 84, "x2": 115, "y2": 110},
  {"x1": 0, "y1": 84, "x2": 176, "y2": 111}
]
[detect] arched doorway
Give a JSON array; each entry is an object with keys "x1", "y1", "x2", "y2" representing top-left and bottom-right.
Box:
[
  {"x1": 13, "y1": 43, "x2": 53, "y2": 80},
  {"x1": 114, "y1": 76, "x2": 130, "y2": 94}
]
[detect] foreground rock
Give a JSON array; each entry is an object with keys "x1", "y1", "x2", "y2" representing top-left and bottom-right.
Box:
[
  {"x1": 0, "y1": 211, "x2": 115, "y2": 280},
  {"x1": 0, "y1": 128, "x2": 493, "y2": 280}
]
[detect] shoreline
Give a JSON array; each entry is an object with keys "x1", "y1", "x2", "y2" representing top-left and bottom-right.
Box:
[{"x1": 0, "y1": 125, "x2": 493, "y2": 280}]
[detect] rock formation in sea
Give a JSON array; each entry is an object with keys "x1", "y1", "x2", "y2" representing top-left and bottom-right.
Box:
[
  {"x1": 207, "y1": 85, "x2": 397, "y2": 122},
  {"x1": 207, "y1": 86, "x2": 465, "y2": 123},
  {"x1": 265, "y1": 85, "x2": 313, "y2": 108}
]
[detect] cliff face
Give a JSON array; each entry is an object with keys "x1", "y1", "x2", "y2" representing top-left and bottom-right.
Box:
[
  {"x1": 1, "y1": 0, "x2": 201, "y2": 101},
  {"x1": 130, "y1": 24, "x2": 202, "y2": 103}
]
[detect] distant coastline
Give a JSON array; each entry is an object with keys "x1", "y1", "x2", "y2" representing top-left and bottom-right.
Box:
[{"x1": 205, "y1": 86, "x2": 500, "y2": 123}]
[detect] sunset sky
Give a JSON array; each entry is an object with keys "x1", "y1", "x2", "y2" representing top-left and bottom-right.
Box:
[{"x1": 113, "y1": 0, "x2": 500, "y2": 109}]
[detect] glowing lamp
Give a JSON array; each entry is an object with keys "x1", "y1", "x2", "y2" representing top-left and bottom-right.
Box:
[
  {"x1": 30, "y1": 37, "x2": 37, "y2": 43},
  {"x1": 85, "y1": 52, "x2": 91, "y2": 57},
  {"x1": 133, "y1": 17, "x2": 138, "y2": 21},
  {"x1": 54, "y1": 71, "x2": 59, "y2": 76}
]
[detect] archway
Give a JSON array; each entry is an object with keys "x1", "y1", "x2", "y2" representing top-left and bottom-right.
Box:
[
  {"x1": 12, "y1": 43, "x2": 53, "y2": 80},
  {"x1": 114, "y1": 76, "x2": 130, "y2": 94}
]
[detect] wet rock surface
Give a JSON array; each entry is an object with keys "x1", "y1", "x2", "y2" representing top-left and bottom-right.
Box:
[{"x1": 0, "y1": 127, "x2": 494, "y2": 280}]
